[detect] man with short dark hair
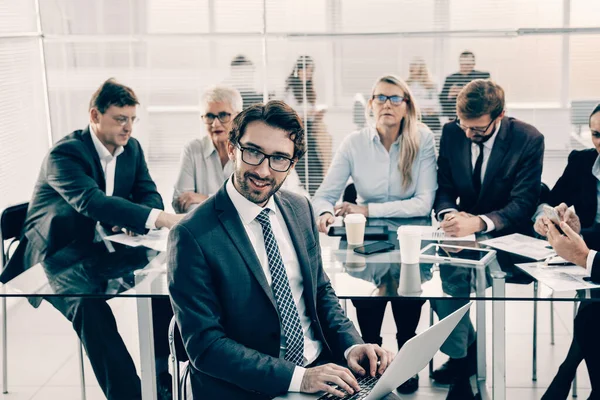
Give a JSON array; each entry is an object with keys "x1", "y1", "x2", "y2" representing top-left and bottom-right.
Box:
[
  {"x1": 168, "y1": 100, "x2": 397, "y2": 399},
  {"x1": 432, "y1": 79, "x2": 545, "y2": 399},
  {"x1": 439, "y1": 51, "x2": 491, "y2": 117},
  {"x1": 1, "y1": 78, "x2": 182, "y2": 399}
]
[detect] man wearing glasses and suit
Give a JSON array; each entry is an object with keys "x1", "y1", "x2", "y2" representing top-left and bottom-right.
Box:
[
  {"x1": 432, "y1": 79, "x2": 545, "y2": 399},
  {"x1": 168, "y1": 101, "x2": 397, "y2": 399},
  {"x1": 0, "y1": 79, "x2": 182, "y2": 399}
]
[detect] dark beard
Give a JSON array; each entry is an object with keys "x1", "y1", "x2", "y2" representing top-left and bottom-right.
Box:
[
  {"x1": 469, "y1": 122, "x2": 496, "y2": 144},
  {"x1": 234, "y1": 170, "x2": 285, "y2": 205}
]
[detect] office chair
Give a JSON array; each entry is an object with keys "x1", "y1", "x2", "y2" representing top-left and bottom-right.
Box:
[
  {"x1": 168, "y1": 316, "x2": 190, "y2": 400},
  {"x1": 0, "y1": 203, "x2": 87, "y2": 399}
]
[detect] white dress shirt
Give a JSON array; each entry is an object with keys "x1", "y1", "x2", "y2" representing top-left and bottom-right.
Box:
[
  {"x1": 89, "y1": 125, "x2": 160, "y2": 232},
  {"x1": 438, "y1": 121, "x2": 501, "y2": 233},
  {"x1": 225, "y1": 178, "x2": 322, "y2": 392}
]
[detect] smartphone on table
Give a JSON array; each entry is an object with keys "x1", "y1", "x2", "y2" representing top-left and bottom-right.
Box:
[
  {"x1": 353, "y1": 241, "x2": 395, "y2": 255},
  {"x1": 543, "y1": 205, "x2": 564, "y2": 235}
]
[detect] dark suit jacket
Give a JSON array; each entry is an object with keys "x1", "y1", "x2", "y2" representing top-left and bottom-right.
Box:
[
  {"x1": 0, "y1": 127, "x2": 163, "y2": 283},
  {"x1": 439, "y1": 70, "x2": 491, "y2": 116},
  {"x1": 547, "y1": 148, "x2": 598, "y2": 231},
  {"x1": 168, "y1": 183, "x2": 363, "y2": 399},
  {"x1": 434, "y1": 116, "x2": 545, "y2": 235}
]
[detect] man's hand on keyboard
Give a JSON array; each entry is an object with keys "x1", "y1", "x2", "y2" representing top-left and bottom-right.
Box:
[
  {"x1": 300, "y1": 363, "x2": 360, "y2": 398},
  {"x1": 347, "y1": 344, "x2": 395, "y2": 377}
]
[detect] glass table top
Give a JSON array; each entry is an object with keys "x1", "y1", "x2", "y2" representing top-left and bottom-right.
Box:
[{"x1": 1, "y1": 217, "x2": 596, "y2": 302}]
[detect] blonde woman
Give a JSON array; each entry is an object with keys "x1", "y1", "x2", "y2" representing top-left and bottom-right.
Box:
[
  {"x1": 312, "y1": 74, "x2": 437, "y2": 395},
  {"x1": 406, "y1": 58, "x2": 441, "y2": 132}
]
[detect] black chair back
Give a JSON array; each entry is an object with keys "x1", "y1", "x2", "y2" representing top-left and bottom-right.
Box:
[{"x1": 0, "y1": 202, "x2": 28, "y2": 266}]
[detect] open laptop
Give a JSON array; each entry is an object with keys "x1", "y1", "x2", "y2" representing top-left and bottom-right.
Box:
[{"x1": 276, "y1": 302, "x2": 472, "y2": 400}]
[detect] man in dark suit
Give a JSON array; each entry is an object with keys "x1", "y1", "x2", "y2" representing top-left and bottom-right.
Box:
[
  {"x1": 537, "y1": 103, "x2": 600, "y2": 399},
  {"x1": 0, "y1": 79, "x2": 181, "y2": 399},
  {"x1": 545, "y1": 213, "x2": 600, "y2": 397},
  {"x1": 439, "y1": 51, "x2": 491, "y2": 117},
  {"x1": 168, "y1": 101, "x2": 397, "y2": 399},
  {"x1": 433, "y1": 79, "x2": 545, "y2": 399}
]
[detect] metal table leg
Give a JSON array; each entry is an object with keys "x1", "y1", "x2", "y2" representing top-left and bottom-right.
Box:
[
  {"x1": 137, "y1": 297, "x2": 157, "y2": 400},
  {"x1": 476, "y1": 268, "x2": 487, "y2": 382},
  {"x1": 490, "y1": 262, "x2": 506, "y2": 400}
]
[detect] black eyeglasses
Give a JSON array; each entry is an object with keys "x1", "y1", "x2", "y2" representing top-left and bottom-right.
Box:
[
  {"x1": 235, "y1": 143, "x2": 295, "y2": 172},
  {"x1": 202, "y1": 112, "x2": 232, "y2": 124},
  {"x1": 455, "y1": 118, "x2": 495, "y2": 135},
  {"x1": 372, "y1": 94, "x2": 407, "y2": 106}
]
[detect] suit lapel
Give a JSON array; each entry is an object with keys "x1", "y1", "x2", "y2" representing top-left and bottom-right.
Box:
[
  {"x1": 81, "y1": 128, "x2": 106, "y2": 192},
  {"x1": 274, "y1": 194, "x2": 317, "y2": 318},
  {"x1": 215, "y1": 186, "x2": 278, "y2": 311},
  {"x1": 455, "y1": 131, "x2": 475, "y2": 196},
  {"x1": 480, "y1": 118, "x2": 510, "y2": 197}
]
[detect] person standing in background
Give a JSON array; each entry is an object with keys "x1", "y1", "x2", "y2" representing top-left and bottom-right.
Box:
[
  {"x1": 439, "y1": 51, "x2": 490, "y2": 118},
  {"x1": 284, "y1": 55, "x2": 332, "y2": 195},
  {"x1": 227, "y1": 55, "x2": 265, "y2": 110},
  {"x1": 406, "y1": 57, "x2": 442, "y2": 133}
]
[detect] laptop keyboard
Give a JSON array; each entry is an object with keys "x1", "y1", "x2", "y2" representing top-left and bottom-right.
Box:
[{"x1": 317, "y1": 374, "x2": 381, "y2": 400}]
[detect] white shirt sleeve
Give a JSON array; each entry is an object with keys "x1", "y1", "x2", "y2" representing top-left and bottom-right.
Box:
[
  {"x1": 479, "y1": 215, "x2": 496, "y2": 233},
  {"x1": 145, "y1": 208, "x2": 161, "y2": 229},
  {"x1": 586, "y1": 250, "x2": 597, "y2": 276},
  {"x1": 288, "y1": 367, "x2": 306, "y2": 392}
]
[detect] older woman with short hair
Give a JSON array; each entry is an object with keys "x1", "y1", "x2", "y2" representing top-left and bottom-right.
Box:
[{"x1": 173, "y1": 85, "x2": 307, "y2": 213}]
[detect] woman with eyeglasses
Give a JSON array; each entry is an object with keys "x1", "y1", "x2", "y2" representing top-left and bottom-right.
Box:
[
  {"x1": 172, "y1": 85, "x2": 306, "y2": 213},
  {"x1": 312, "y1": 75, "x2": 437, "y2": 395},
  {"x1": 536, "y1": 103, "x2": 600, "y2": 400}
]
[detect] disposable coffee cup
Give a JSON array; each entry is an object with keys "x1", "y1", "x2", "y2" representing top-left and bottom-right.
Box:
[
  {"x1": 397, "y1": 225, "x2": 422, "y2": 264},
  {"x1": 344, "y1": 214, "x2": 366, "y2": 245},
  {"x1": 398, "y1": 263, "x2": 423, "y2": 296},
  {"x1": 345, "y1": 245, "x2": 367, "y2": 271}
]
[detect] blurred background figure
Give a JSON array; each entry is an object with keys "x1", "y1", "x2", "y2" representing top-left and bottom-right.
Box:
[
  {"x1": 227, "y1": 55, "x2": 264, "y2": 110},
  {"x1": 406, "y1": 57, "x2": 441, "y2": 133},
  {"x1": 439, "y1": 51, "x2": 490, "y2": 118},
  {"x1": 284, "y1": 55, "x2": 332, "y2": 195}
]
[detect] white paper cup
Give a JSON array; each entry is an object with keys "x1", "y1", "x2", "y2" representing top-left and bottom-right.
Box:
[
  {"x1": 397, "y1": 225, "x2": 422, "y2": 264},
  {"x1": 345, "y1": 246, "x2": 367, "y2": 271},
  {"x1": 344, "y1": 214, "x2": 366, "y2": 245},
  {"x1": 398, "y1": 263, "x2": 423, "y2": 296}
]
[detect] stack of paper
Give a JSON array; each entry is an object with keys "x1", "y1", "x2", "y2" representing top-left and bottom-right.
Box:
[
  {"x1": 516, "y1": 262, "x2": 600, "y2": 292},
  {"x1": 480, "y1": 234, "x2": 555, "y2": 261},
  {"x1": 419, "y1": 226, "x2": 476, "y2": 242},
  {"x1": 107, "y1": 229, "x2": 169, "y2": 252}
]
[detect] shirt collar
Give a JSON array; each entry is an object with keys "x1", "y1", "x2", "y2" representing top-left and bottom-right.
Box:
[
  {"x1": 473, "y1": 120, "x2": 501, "y2": 150},
  {"x1": 89, "y1": 124, "x2": 124, "y2": 160},
  {"x1": 592, "y1": 154, "x2": 600, "y2": 180},
  {"x1": 225, "y1": 175, "x2": 277, "y2": 226},
  {"x1": 202, "y1": 135, "x2": 218, "y2": 159},
  {"x1": 370, "y1": 126, "x2": 402, "y2": 146}
]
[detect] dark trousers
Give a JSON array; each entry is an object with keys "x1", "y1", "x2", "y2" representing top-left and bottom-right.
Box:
[
  {"x1": 352, "y1": 299, "x2": 425, "y2": 350},
  {"x1": 574, "y1": 302, "x2": 600, "y2": 399},
  {"x1": 42, "y1": 244, "x2": 172, "y2": 400}
]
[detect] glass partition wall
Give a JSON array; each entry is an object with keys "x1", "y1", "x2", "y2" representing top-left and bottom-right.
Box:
[{"x1": 3, "y1": 0, "x2": 600, "y2": 211}]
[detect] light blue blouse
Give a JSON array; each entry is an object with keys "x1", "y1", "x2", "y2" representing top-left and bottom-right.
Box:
[{"x1": 312, "y1": 125, "x2": 438, "y2": 218}]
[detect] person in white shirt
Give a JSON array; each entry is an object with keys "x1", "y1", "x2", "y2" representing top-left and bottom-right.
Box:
[
  {"x1": 168, "y1": 101, "x2": 397, "y2": 399},
  {"x1": 0, "y1": 79, "x2": 182, "y2": 399},
  {"x1": 313, "y1": 74, "x2": 437, "y2": 395},
  {"x1": 173, "y1": 85, "x2": 307, "y2": 213}
]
